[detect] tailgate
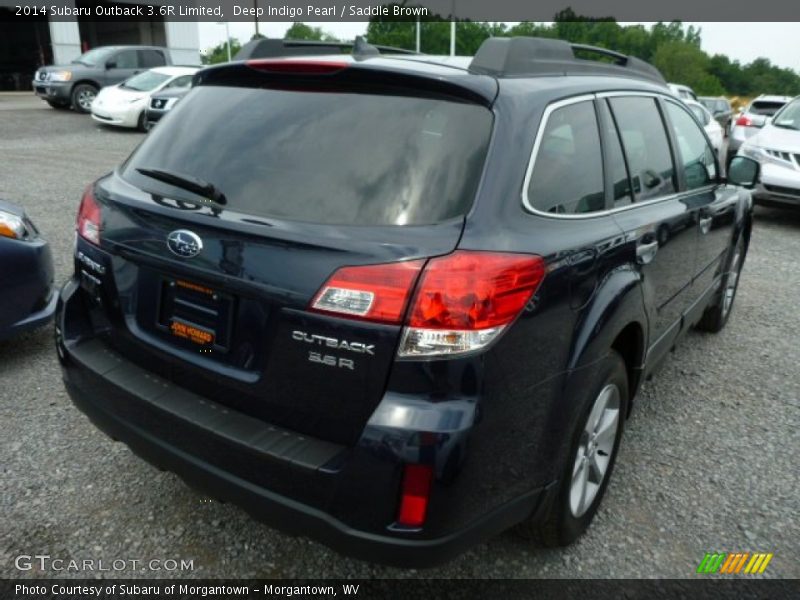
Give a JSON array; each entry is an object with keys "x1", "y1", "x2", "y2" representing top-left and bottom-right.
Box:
[{"x1": 95, "y1": 175, "x2": 465, "y2": 445}]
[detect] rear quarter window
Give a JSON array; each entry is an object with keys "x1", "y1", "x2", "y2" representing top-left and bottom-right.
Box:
[
  {"x1": 123, "y1": 86, "x2": 493, "y2": 226},
  {"x1": 526, "y1": 100, "x2": 606, "y2": 214}
]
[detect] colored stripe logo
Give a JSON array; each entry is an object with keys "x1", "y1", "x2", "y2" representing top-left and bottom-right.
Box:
[{"x1": 697, "y1": 552, "x2": 773, "y2": 574}]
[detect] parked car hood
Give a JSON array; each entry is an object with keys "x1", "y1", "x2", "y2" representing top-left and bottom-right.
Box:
[
  {"x1": 96, "y1": 85, "x2": 149, "y2": 104},
  {"x1": 750, "y1": 124, "x2": 800, "y2": 150}
]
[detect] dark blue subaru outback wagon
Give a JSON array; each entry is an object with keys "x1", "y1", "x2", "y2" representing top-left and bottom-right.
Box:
[{"x1": 56, "y1": 37, "x2": 759, "y2": 566}]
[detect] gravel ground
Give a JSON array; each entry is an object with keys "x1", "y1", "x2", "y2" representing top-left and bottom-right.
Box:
[{"x1": 1, "y1": 93, "x2": 798, "y2": 579}]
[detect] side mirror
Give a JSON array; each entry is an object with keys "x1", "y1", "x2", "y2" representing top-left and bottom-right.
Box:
[
  {"x1": 106, "y1": 60, "x2": 117, "y2": 70},
  {"x1": 727, "y1": 156, "x2": 760, "y2": 189}
]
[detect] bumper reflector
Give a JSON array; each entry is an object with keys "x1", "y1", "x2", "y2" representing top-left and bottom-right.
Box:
[{"x1": 397, "y1": 463, "x2": 434, "y2": 528}]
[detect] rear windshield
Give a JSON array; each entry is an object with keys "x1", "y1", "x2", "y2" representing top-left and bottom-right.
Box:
[
  {"x1": 749, "y1": 101, "x2": 786, "y2": 116},
  {"x1": 122, "y1": 86, "x2": 493, "y2": 226}
]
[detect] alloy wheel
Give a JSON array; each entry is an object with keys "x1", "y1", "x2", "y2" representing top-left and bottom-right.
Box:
[
  {"x1": 77, "y1": 89, "x2": 96, "y2": 111},
  {"x1": 569, "y1": 383, "x2": 621, "y2": 517}
]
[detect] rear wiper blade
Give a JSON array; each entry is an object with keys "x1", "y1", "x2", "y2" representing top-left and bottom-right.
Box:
[{"x1": 136, "y1": 167, "x2": 227, "y2": 205}]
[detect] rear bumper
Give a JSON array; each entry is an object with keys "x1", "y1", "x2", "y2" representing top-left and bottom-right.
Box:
[{"x1": 56, "y1": 277, "x2": 553, "y2": 567}]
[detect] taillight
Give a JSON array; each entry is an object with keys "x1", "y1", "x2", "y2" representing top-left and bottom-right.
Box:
[
  {"x1": 76, "y1": 185, "x2": 101, "y2": 245},
  {"x1": 400, "y1": 251, "x2": 546, "y2": 357},
  {"x1": 246, "y1": 59, "x2": 349, "y2": 75},
  {"x1": 396, "y1": 463, "x2": 433, "y2": 528},
  {"x1": 735, "y1": 115, "x2": 752, "y2": 127},
  {"x1": 309, "y1": 251, "x2": 545, "y2": 358},
  {"x1": 310, "y1": 260, "x2": 425, "y2": 324}
]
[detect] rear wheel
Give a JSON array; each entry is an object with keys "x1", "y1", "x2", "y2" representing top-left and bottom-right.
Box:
[
  {"x1": 696, "y1": 235, "x2": 745, "y2": 333},
  {"x1": 520, "y1": 350, "x2": 628, "y2": 546},
  {"x1": 71, "y1": 83, "x2": 97, "y2": 114}
]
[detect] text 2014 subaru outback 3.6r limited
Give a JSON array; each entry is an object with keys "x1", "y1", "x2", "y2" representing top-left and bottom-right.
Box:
[{"x1": 56, "y1": 37, "x2": 759, "y2": 566}]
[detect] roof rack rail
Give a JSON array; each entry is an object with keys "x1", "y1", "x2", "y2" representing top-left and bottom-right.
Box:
[
  {"x1": 469, "y1": 37, "x2": 666, "y2": 85},
  {"x1": 233, "y1": 37, "x2": 417, "y2": 61}
]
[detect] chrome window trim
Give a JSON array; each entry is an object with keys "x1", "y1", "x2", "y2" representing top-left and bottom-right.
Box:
[{"x1": 521, "y1": 90, "x2": 717, "y2": 220}]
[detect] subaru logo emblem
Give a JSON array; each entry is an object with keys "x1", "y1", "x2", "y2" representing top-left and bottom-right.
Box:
[{"x1": 166, "y1": 229, "x2": 203, "y2": 258}]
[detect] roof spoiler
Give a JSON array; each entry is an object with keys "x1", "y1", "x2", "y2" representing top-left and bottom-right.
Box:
[
  {"x1": 233, "y1": 37, "x2": 418, "y2": 61},
  {"x1": 469, "y1": 37, "x2": 666, "y2": 85}
]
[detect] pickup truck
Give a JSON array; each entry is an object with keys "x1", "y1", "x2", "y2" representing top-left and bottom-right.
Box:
[{"x1": 33, "y1": 45, "x2": 171, "y2": 113}]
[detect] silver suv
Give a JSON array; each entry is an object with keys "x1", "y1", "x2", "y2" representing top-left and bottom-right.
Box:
[{"x1": 729, "y1": 94, "x2": 792, "y2": 159}]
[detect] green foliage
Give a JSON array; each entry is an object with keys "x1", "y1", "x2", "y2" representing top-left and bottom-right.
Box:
[
  {"x1": 201, "y1": 38, "x2": 242, "y2": 65},
  {"x1": 653, "y1": 41, "x2": 725, "y2": 95},
  {"x1": 364, "y1": 14, "x2": 800, "y2": 97},
  {"x1": 284, "y1": 22, "x2": 339, "y2": 42}
]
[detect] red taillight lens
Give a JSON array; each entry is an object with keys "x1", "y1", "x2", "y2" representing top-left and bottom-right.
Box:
[
  {"x1": 407, "y1": 251, "x2": 546, "y2": 330},
  {"x1": 308, "y1": 251, "x2": 545, "y2": 357},
  {"x1": 396, "y1": 464, "x2": 433, "y2": 528},
  {"x1": 76, "y1": 186, "x2": 101, "y2": 245},
  {"x1": 246, "y1": 59, "x2": 349, "y2": 75},
  {"x1": 735, "y1": 115, "x2": 752, "y2": 127},
  {"x1": 310, "y1": 260, "x2": 425, "y2": 324}
]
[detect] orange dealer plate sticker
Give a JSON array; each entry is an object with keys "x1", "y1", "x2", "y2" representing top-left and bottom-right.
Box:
[{"x1": 170, "y1": 319, "x2": 214, "y2": 345}]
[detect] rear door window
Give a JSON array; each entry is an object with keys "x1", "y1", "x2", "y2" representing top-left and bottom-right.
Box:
[
  {"x1": 123, "y1": 86, "x2": 493, "y2": 226},
  {"x1": 139, "y1": 49, "x2": 167, "y2": 68},
  {"x1": 527, "y1": 100, "x2": 606, "y2": 214},
  {"x1": 114, "y1": 50, "x2": 138, "y2": 69},
  {"x1": 597, "y1": 101, "x2": 633, "y2": 207},
  {"x1": 608, "y1": 97, "x2": 676, "y2": 201}
]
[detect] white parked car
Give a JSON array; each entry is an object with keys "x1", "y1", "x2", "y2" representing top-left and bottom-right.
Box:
[
  {"x1": 738, "y1": 96, "x2": 800, "y2": 209},
  {"x1": 91, "y1": 66, "x2": 198, "y2": 131},
  {"x1": 668, "y1": 83, "x2": 698, "y2": 102},
  {"x1": 685, "y1": 100, "x2": 724, "y2": 157},
  {"x1": 729, "y1": 95, "x2": 792, "y2": 159}
]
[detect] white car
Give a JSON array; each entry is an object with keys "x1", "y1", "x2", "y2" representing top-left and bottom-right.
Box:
[
  {"x1": 729, "y1": 95, "x2": 792, "y2": 158},
  {"x1": 738, "y1": 96, "x2": 800, "y2": 209},
  {"x1": 685, "y1": 100, "x2": 724, "y2": 157},
  {"x1": 91, "y1": 66, "x2": 198, "y2": 131},
  {"x1": 668, "y1": 83, "x2": 698, "y2": 102}
]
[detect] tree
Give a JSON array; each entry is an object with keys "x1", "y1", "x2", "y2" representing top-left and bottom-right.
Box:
[
  {"x1": 653, "y1": 41, "x2": 724, "y2": 95},
  {"x1": 201, "y1": 38, "x2": 242, "y2": 65},
  {"x1": 284, "y1": 22, "x2": 338, "y2": 42},
  {"x1": 365, "y1": 13, "x2": 800, "y2": 97}
]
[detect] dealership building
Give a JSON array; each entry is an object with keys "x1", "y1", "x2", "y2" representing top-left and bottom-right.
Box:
[{"x1": 0, "y1": 1, "x2": 200, "y2": 90}]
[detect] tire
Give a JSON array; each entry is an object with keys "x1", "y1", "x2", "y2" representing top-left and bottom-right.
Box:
[
  {"x1": 519, "y1": 350, "x2": 629, "y2": 546},
  {"x1": 136, "y1": 111, "x2": 147, "y2": 132},
  {"x1": 696, "y1": 235, "x2": 746, "y2": 333},
  {"x1": 46, "y1": 100, "x2": 70, "y2": 110},
  {"x1": 71, "y1": 83, "x2": 98, "y2": 114}
]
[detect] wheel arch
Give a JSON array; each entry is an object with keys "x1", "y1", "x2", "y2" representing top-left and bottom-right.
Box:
[
  {"x1": 70, "y1": 79, "x2": 100, "y2": 93},
  {"x1": 567, "y1": 264, "x2": 648, "y2": 404}
]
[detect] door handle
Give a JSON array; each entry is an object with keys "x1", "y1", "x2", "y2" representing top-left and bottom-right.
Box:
[
  {"x1": 636, "y1": 240, "x2": 659, "y2": 265},
  {"x1": 699, "y1": 216, "x2": 713, "y2": 234}
]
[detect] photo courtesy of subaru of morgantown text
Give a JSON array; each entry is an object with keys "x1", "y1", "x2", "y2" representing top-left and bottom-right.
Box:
[{"x1": 2, "y1": 8, "x2": 799, "y2": 590}]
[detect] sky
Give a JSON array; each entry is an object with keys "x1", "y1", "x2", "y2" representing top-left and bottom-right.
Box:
[{"x1": 197, "y1": 22, "x2": 800, "y2": 72}]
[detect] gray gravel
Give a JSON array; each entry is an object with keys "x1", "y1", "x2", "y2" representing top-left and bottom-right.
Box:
[{"x1": 1, "y1": 93, "x2": 798, "y2": 579}]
